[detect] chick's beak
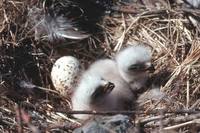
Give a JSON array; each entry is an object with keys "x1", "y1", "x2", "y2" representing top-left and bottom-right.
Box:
[
  {"x1": 104, "y1": 82, "x2": 115, "y2": 94},
  {"x1": 145, "y1": 63, "x2": 155, "y2": 73},
  {"x1": 91, "y1": 81, "x2": 115, "y2": 100}
]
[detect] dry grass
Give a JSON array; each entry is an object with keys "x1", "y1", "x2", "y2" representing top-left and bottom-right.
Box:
[{"x1": 0, "y1": 0, "x2": 200, "y2": 132}]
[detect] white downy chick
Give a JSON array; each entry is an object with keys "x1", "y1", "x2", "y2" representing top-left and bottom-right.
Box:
[
  {"x1": 72, "y1": 59, "x2": 135, "y2": 120},
  {"x1": 51, "y1": 56, "x2": 81, "y2": 97},
  {"x1": 115, "y1": 45, "x2": 154, "y2": 91}
]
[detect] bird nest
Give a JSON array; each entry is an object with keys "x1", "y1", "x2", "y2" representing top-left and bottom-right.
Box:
[{"x1": 0, "y1": 0, "x2": 200, "y2": 132}]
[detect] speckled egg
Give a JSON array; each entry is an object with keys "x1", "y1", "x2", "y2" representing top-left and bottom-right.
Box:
[{"x1": 51, "y1": 56, "x2": 81, "y2": 97}]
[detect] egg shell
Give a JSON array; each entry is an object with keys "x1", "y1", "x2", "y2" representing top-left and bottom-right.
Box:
[{"x1": 51, "y1": 56, "x2": 81, "y2": 96}]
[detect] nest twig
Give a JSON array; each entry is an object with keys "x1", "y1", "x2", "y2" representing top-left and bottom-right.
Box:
[{"x1": 0, "y1": 0, "x2": 200, "y2": 132}]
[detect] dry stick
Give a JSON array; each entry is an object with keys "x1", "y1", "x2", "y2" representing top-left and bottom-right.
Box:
[
  {"x1": 163, "y1": 119, "x2": 200, "y2": 130},
  {"x1": 19, "y1": 80, "x2": 59, "y2": 94},
  {"x1": 144, "y1": 112, "x2": 200, "y2": 128},
  {"x1": 114, "y1": 13, "x2": 126, "y2": 52},
  {"x1": 192, "y1": 84, "x2": 200, "y2": 96},
  {"x1": 112, "y1": 5, "x2": 200, "y2": 16},
  {"x1": 190, "y1": 99, "x2": 200, "y2": 110},
  {"x1": 144, "y1": 97, "x2": 165, "y2": 114},
  {"x1": 48, "y1": 122, "x2": 81, "y2": 131},
  {"x1": 0, "y1": 113, "x2": 16, "y2": 126},
  {"x1": 142, "y1": 24, "x2": 179, "y2": 66},
  {"x1": 186, "y1": 67, "x2": 190, "y2": 109},
  {"x1": 112, "y1": 6, "x2": 167, "y2": 15},
  {"x1": 138, "y1": 115, "x2": 167, "y2": 125},
  {"x1": 57, "y1": 109, "x2": 200, "y2": 115}
]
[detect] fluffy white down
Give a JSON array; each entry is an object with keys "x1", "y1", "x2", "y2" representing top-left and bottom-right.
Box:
[
  {"x1": 87, "y1": 59, "x2": 134, "y2": 108},
  {"x1": 115, "y1": 45, "x2": 152, "y2": 90},
  {"x1": 72, "y1": 59, "x2": 135, "y2": 120},
  {"x1": 116, "y1": 45, "x2": 151, "y2": 74},
  {"x1": 71, "y1": 72, "x2": 104, "y2": 119},
  {"x1": 51, "y1": 56, "x2": 80, "y2": 96}
]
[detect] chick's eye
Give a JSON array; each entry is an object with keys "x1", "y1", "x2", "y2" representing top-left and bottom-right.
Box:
[{"x1": 128, "y1": 64, "x2": 144, "y2": 71}]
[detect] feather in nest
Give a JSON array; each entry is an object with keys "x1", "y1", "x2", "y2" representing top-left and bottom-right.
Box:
[{"x1": 27, "y1": 0, "x2": 114, "y2": 41}]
